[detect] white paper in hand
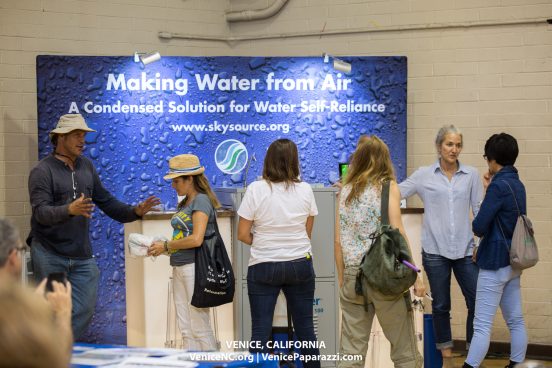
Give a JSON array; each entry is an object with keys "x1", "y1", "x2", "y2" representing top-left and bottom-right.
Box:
[{"x1": 128, "y1": 233, "x2": 154, "y2": 257}]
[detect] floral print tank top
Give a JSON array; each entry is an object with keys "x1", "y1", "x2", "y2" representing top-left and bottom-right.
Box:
[{"x1": 339, "y1": 183, "x2": 381, "y2": 268}]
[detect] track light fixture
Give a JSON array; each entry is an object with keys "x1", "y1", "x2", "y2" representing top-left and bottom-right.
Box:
[
  {"x1": 134, "y1": 51, "x2": 161, "y2": 66},
  {"x1": 323, "y1": 53, "x2": 352, "y2": 74}
]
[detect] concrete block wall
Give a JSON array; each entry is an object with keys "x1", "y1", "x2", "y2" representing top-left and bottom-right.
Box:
[
  {"x1": 1, "y1": 0, "x2": 550, "y2": 346},
  {"x1": 222, "y1": 0, "x2": 552, "y2": 344},
  {"x1": 0, "y1": 0, "x2": 231, "y2": 233}
]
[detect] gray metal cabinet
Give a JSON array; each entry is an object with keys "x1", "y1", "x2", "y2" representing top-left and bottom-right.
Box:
[{"x1": 215, "y1": 187, "x2": 339, "y2": 367}]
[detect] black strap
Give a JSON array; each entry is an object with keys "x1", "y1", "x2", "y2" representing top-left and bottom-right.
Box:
[
  {"x1": 501, "y1": 180, "x2": 522, "y2": 216},
  {"x1": 496, "y1": 217, "x2": 510, "y2": 253},
  {"x1": 497, "y1": 179, "x2": 525, "y2": 254},
  {"x1": 205, "y1": 207, "x2": 221, "y2": 241},
  {"x1": 54, "y1": 150, "x2": 75, "y2": 162},
  {"x1": 197, "y1": 208, "x2": 221, "y2": 244},
  {"x1": 353, "y1": 181, "x2": 390, "y2": 312},
  {"x1": 380, "y1": 181, "x2": 390, "y2": 225},
  {"x1": 203, "y1": 232, "x2": 217, "y2": 240},
  {"x1": 213, "y1": 209, "x2": 221, "y2": 236}
]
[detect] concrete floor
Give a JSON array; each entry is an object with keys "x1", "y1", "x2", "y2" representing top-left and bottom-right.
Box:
[{"x1": 451, "y1": 354, "x2": 552, "y2": 368}]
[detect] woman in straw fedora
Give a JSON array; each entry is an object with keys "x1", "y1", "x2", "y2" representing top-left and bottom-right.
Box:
[{"x1": 148, "y1": 154, "x2": 220, "y2": 351}]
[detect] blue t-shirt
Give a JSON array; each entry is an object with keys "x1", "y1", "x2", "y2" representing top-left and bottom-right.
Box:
[{"x1": 169, "y1": 193, "x2": 216, "y2": 267}]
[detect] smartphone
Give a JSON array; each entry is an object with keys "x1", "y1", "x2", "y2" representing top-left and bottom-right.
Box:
[{"x1": 46, "y1": 272, "x2": 67, "y2": 293}]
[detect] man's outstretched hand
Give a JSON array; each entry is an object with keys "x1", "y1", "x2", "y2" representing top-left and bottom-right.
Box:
[{"x1": 134, "y1": 196, "x2": 161, "y2": 217}]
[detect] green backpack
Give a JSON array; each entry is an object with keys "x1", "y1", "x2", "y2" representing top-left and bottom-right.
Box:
[{"x1": 355, "y1": 181, "x2": 417, "y2": 305}]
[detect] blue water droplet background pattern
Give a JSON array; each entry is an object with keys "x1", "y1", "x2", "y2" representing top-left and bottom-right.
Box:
[{"x1": 36, "y1": 55, "x2": 407, "y2": 344}]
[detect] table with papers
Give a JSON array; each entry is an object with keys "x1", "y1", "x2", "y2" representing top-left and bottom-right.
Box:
[{"x1": 71, "y1": 343, "x2": 279, "y2": 368}]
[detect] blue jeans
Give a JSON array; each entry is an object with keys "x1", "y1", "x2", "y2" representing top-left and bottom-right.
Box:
[
  {"x1": 466, "y1": 266, "x2": 527, "y2": 367},
  {"x1": 31, "y1": 240, "x2": 100, "y2": 341},
  {"x1": 422, "y1": 251, "x2": 478, "y2": 350},
  {"x1": 247, "y1": 257, "x2": 320, "y2": 368}
]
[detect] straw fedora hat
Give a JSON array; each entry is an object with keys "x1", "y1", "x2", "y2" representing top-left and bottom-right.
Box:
[
  {"x1": 164, "y1": 154, "x2": 205, "y2": 180},
  {"x1": 49, "y1": 114, "x2": 96, "y2": 138}
]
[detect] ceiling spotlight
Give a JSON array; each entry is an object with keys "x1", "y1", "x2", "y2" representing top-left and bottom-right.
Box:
[
  {"x1": 322, "y1": 53, "x2": 352, "y2": 74},
  {"x1": 333, "y1": 58, "x2": 351, "y2": 74},
  {"x1": 134, "y1": 51, "x2": 161, "y2": 66}
]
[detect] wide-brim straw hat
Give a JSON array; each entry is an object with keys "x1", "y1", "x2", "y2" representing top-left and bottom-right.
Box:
[
  {"x1": 49, "y1": 114, "x2": 96, "y2": 138},
  {"x1": 164, "y1": 154, "x2": 205, "y2": 180}
]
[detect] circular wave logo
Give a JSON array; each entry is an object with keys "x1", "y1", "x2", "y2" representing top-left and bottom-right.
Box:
[{"x1": 215, "y1": 139, "x2": 248, "y2": 174}]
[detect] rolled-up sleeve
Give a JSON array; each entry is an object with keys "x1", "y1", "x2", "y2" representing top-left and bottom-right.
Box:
[
  {"x1": 470, "y1": 170, "x2": 484, "y2": 217},
  {"x1": 398, "y1": 168, "x2": 421, "y2": 199}
]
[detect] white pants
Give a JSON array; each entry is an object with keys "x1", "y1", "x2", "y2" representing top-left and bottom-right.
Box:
[{"x1": 173, "y1": 263, "x2": 217, "y2": 351}]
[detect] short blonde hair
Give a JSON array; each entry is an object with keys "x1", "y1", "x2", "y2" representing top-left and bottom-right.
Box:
[{"x1": 0, "y1": 282, "x2": 68, "y2": 368}]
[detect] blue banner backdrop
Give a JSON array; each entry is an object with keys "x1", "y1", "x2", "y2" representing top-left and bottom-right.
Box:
[{"x1": 36, "y1": 56, "x2": 407, "y2": 343}]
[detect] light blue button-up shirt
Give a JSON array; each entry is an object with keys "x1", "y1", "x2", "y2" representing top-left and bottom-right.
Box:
[{"x1": 399, "y1": 160, "x2": 483, "y2": 259}]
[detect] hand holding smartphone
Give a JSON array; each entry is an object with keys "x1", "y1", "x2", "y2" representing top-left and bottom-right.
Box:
[{"x1": 46, "y1": 272, "x2": 67, "y2": 293}]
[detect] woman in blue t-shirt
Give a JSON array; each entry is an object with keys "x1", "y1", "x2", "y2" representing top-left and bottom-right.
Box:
[{"x1": 148, "y1": 154, "x2": 220, "y2": 351}]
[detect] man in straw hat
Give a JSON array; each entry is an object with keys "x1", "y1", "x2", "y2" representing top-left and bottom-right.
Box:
[{"x1": 27, "y1": 114, "x2": 160, "y2": 340}]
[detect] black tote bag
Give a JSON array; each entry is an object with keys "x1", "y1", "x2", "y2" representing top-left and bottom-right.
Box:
[{"x1": 191, "y1": 217, "x2": 235, "y2": 308}]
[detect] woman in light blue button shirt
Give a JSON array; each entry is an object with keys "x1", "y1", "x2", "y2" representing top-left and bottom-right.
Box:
[{"x1": 399, "y1": 125, "x2": 483, "y2": 368}]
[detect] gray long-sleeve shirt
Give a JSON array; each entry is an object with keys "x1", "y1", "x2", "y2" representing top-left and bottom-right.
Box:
[{"x1": 28, "y1": 153, "x2": 139, "y2": 258}]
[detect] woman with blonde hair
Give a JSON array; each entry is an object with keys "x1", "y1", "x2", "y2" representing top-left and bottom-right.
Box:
[
  {"x1": 148, "y1": 154, "x2": 220, "y2": 351},
  {"x1": 335, "y1": 135, "x2": 425, "y2": 368}
]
